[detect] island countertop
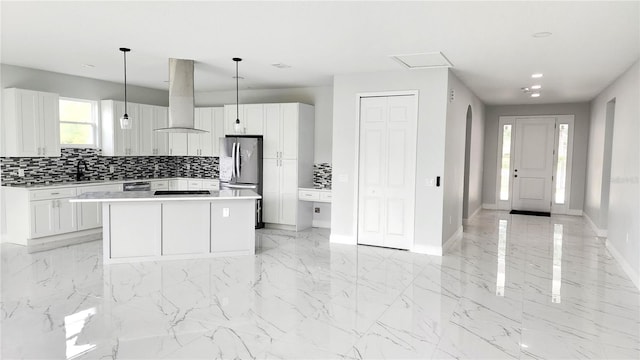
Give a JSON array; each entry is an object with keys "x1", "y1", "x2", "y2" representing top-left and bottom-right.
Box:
[{"x1": 70, "y1": 189, "x2": 261, "y2": 203}]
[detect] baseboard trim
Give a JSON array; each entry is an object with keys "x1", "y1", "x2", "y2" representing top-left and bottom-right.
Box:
[
  {"x1": 567, "y1": 209, "x2": 583, "y2": 216},
  {"x1": 330, "y1": 233, "x2": 356, "y2": 245},
  {"x1": 27, "y1": 230, "x2": 102, "y2": 253},
  {"x1": 583, "y1": 212, "x2": 607, "y2": 237},
  {"x1": 482, "y1": 203, "x2": 498, "y2": 210},
  {"x1": 463, "y1": 206, "x2": 482, "y2": 225},
  {"x1": 312, "y1": 220, "x2": 331, "y2": 229},
  {"x1": 605, "y1": 240, "x2": 640, "y2": 291},
  {"x1": 264, "y1": 223, "x2": 297, "y2": 231},
  {"x1": 443, "y1": 226, "x2": 463, "y2": 254},
  {"x1": 412, "y1": 244, "x2": 442, "y2": 256}
]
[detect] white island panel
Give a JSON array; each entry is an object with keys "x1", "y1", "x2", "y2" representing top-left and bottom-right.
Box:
[
  {"x1": 162, "y1": 202, "x2": 210, "y2": 255},
  {"x1": 109, "y1": 203, "x2": 161, "y2": 258},
  {"x1": 211, "y1": 200, "x2": 255, "y2": 254}
]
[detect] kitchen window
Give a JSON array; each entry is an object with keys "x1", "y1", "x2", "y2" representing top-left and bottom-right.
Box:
[{"x1": 59, "y1": 98, "x2": 99, "y2": 147}]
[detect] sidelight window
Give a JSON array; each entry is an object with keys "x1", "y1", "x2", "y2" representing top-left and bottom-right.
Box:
[
  {"x1": 554, "y1": 124, "x2": 569, "y2": 204},
  {"x1": 499, "y1": 124, "x2": 512, "y2": 201}
]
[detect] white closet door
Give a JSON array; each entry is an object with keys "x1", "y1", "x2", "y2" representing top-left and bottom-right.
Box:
[
  {"x1": 358, "y1": 95, "x2": 417, "y2": 250},
  {"x1": 262, "y1": 158, "x2": 280, "y2": 224},
  {"x1": 512, "y1": 117, "x2": 556, "y2": 212}
]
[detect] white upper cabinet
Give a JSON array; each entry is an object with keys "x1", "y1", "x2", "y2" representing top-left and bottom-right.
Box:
[
  {"x1": 224, "y1": 104, "x2": 263, "y2": 135},
  {"x1": 139, "y1": 104, "x2": 169, "y2": 156},
  {"x1": 2, "y1": 88, "x2": 61, "y2": 157},
  {"x1": 101, "y1": 100, "x2": 140, "y2": 156},
  {"x1": 263, "y1": 103, "x2": 299, "y2": 160},
  {"x1": 191, "y1": 107, "x2": 224, "y2": 156}
]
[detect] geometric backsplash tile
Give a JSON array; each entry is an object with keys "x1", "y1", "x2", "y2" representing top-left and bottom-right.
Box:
[
  {"x1": 1, "y1": 148, "x2": 219, "y2": 186},
  {"x1": 1, "y1": 148, "x2": 332, "y2": 188}
]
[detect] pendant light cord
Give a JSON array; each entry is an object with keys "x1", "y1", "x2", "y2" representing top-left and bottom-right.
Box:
[
  {"x1": 123, "y1": 50, "x2": 128, "y2": 114},
  {"x1": 235, "y1": 59, "x2": 239, "y2": 124}
]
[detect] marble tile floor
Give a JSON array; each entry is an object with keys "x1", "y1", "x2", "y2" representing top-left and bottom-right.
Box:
[{"x1": 1, "y1": 210, "x2": 638, "y2": 359}]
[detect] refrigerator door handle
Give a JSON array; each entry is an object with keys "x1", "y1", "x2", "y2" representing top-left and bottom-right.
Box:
[
  {"x1": 235, "y1": 142, "x2": 241, "y2": 178},
  {"x1": 231, "y1": 142, "x2": 237, "y2": 178}
]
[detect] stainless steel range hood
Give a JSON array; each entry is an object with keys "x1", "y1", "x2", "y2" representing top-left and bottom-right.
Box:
[{"x1": 155, "y1": 58, "x2": 207, "y2": 134}]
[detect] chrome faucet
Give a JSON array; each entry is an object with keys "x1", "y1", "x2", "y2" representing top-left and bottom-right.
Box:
[{"x1": 76, "y1": 159, "x2": 89, "y2": 181}]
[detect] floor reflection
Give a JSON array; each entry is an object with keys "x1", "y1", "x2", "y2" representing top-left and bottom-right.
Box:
[
  {"x1": 65, "y1": 307, "x2": 97, "y2": 359},
  {"x1": 552, "y1": 223, "x2": 563, "y2": 304},
  {"x1": 496, "y1": 219, "x2": 508, "y2": 297}
]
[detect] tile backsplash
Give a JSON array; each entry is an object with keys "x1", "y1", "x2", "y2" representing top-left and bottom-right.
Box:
[
  {"x1": 1, "y1": 148, "x2": 332, "y2": 189},
  {"x1": 313, "y1": 163, "x2": 332, "y2": 189},
  {"x1": 1, "y1": 148, "x2": 219, "y2": 186}
]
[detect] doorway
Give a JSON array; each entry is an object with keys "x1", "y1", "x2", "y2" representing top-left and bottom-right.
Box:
[
  {"x1": 496, "y1": 115, "x2": 575, "y2": 213},
  {"x1": 357, "y1": 92, "x2": 418, "y2": 250}
]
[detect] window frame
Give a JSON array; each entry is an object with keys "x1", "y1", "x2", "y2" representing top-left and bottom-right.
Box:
[{"x1": 59, "y1": 97, "x2": 100, "y2": 148}]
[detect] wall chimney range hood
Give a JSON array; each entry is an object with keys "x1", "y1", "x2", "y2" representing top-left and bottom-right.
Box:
[{"x1": 155, "y1": 58, "x2": 207, "y2": 134}]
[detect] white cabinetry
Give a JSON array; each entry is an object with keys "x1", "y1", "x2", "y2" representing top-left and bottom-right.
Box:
[
  {"x1": 150, "y1": 180, "x2": 169, "y2": 191},
  {"x1": 29, "y1": 188, "x2": 77, "y2": 238},
  {"x1": 77, "y1": 184, "x2": 121, "y2": 230},
  {"x1": 1, "y1": 88, "x2": 60, "y2": 157},
  {"x1": 262, "y1": 103, "x2": 315, "y2": 230},
  {"x1": 139, "y1": 105, "x2": 169, "y2": 156},
  {"x1": 101, "y1": 100, "x2": 140, "y2": 156},
  {"x1": 169, "y1": 133, "x2": 188, "y2": 156},
  {"x1": 224, "y1": 104, "x2": 264, "y2": 135},
  {"x1": 190, "y1": 107, "x2": 224, "y2": 156}
]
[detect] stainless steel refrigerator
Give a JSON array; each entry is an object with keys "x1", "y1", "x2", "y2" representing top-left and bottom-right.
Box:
[{"x1": 219, "y1": 135, "x2": 264, "y2": 228}]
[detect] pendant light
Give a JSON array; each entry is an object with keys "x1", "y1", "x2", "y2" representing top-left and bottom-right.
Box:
[
  {"x1": 119, "y1": 47, "x2": 132, "y2": 130},
  {"x1": 233, "y1": 57, "x2": 243, "y2": 133}
]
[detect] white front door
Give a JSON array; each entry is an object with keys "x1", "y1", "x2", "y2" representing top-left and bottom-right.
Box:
[
  {"x1": 512, "y1": 117, "x2": 556, "y2": 212},
  {"x1": 358, "y1": 94, "x2": 417, "y2": 250}
]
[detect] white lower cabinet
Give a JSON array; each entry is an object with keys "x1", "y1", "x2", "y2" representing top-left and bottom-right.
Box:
[
  {"x1": 210, "y1": 200, "x2": 254, "y2": 253},
  {"x1": 30, "y1": 197, "x2": 76, "y2": 238},
  {"x1": 263, "y1": 159, "x2": 298, "y2": 225},
  {"x1": 77, "y1": 184, "x2": 121, "y2": 230},
  {"x1": 150, "y1": 180, "x2": 169, "y2": 191},
  {"x1": 169, "y1": 179, "x2": 188, "y2": 190}
]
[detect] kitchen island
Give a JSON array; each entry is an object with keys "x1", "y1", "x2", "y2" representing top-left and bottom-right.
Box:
[{"x1": 70, "y1": 189, "x2": 261, "y2": 264}]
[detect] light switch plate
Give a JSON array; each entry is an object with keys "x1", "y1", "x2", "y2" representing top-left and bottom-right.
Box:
[
  {"x1": 17, "y1": 169, "x2": 25, "y2": 177},
  {"x1": 427, "y1": 178, "x2": 435, "y2": 186},
  {"x1": 109, "y1": 165, "x2": 115, "y2": 173},
  {"x1": 223, "y1": 208, "x2": 230, "y2": 217}
]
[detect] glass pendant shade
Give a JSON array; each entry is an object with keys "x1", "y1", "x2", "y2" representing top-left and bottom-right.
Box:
[
  {"x1": 120, "y1": 113, "x2": 132, "y2": 130},
  {"x1": 234, "y1": 119, "x2": 242, "y2": 133}
]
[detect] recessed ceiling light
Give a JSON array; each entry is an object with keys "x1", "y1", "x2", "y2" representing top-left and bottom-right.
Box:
[
  {"x1": 82, "y1": 63, "x2": 95, "y2": 68},
  {"x1": 272, "y1": 63, "x2": 291, "y2": 69},
  {"x1": 531, "y1": 93, "x2": 541, "y2": 98},
  {"x1": 520, "y1": 87, "x2": 531, "y2": 93},
  {"x1": 532, "y1": 32, "x2": 552, "y2": 38},
  {"x1": 531, "y1": 85, "x2": 542, "y2": 90},
  {"x1": 532, "y1": 73, "x2": 543, "y2": 78}
]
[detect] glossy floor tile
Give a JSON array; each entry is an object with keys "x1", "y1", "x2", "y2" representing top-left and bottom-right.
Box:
[{"x1": 1, "y1": 210, "x2": 639, "y2": 359}]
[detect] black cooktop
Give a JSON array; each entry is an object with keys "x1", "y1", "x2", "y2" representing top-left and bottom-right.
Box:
[{"x1": 154, "y1": 190, "x2": 211, "y2": 195}]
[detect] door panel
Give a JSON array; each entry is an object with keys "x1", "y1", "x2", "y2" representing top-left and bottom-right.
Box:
[
  {"x1": 281, "y1": 104, "x2": 298, "y2": 159},
  {"x1": 236, "y1": 138, "x2": 260, "y2": 184},
  {"x1": 40, "y1": 92, "x2": 60, "y2": 156},
  {"x1": 155, "y1": 107, "x2": 169, "y2": 156},
  {"x1": 358, "y1": 95, "x2": 416, "y2": 250},
  {"x1": 512, "y1": 118, "x2": 555, "y2": 211},
  {"x1": 18, "y1": 90, "x2": 40, "y2": 156},
  {"x1": 262, "y1": 158, "x2": 279, "y2": 223},
  {"x1": 244, "y1": 104, "x2": 264, "y2": 135},
  {"x1": 280, "y1": 159, "x2": 297, "y2": 225},
  {"x1": 139, "y1": 104, "x2": 155, "y2": 156},
  {"x1": 30, "y1": 200, "x2": 55, "y2": 238},
  {"x1": 263, "y1": 104, "x2": 280, "y2": 159},
  {"x1": 56, "y1": 198, "x2": 77, "y2": 234}
]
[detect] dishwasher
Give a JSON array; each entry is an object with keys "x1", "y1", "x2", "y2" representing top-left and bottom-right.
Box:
[{"x1": 122, "y1": 181, "x2": 151, "y2": 191}]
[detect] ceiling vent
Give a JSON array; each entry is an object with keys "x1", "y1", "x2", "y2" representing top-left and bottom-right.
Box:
[{"x1": 390, "y1": 52, "x2": 453, "y2": 69}]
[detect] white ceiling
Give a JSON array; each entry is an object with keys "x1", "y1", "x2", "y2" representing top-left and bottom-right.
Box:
[{"x1": 2, "y1": 1, "x2": 638, "y2": 105}]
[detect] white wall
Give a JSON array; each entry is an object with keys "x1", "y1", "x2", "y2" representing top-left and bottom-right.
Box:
[
  {"x1": 444, "y1": 72, "x2": 485, "y2": 241},
  {"x1": 196, "y1": 86, "x2": 333, "y2": 164},
  {"x1": 1, "y1": 64, "x2": 169, "y2": 105},
  {"x1": 331, "y1": 69, "x2": 449, "y2": 254},
  {"x1": 586, "y1": 60, "x2": 639, "y2": 288},
  {"x1": 482, "y1": 102, "x2": 590, "y2": 212}
]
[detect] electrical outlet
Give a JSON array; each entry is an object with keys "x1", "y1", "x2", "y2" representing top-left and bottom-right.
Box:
[
  {"x1": 314, "y1": 207, "x2": 320, "y2": 213},
  {"x1": 109, "y1": 165, "x2": 115, "y2": 173},
  {"x1": 186, "y1": 164, "x2": 191, "y2": 170},
  {"x1": 427, "y1": 178, "x2": 435, "y2": 186},
  {"x1": 222, "y1": 208, "x2": 230, "y2": 217},
  {"x1": 17, "y1": 169, "x2": 25, "y2": 177},
  {"x1": 154, "y1": 164, "x2": 159, "y2": 171}
]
